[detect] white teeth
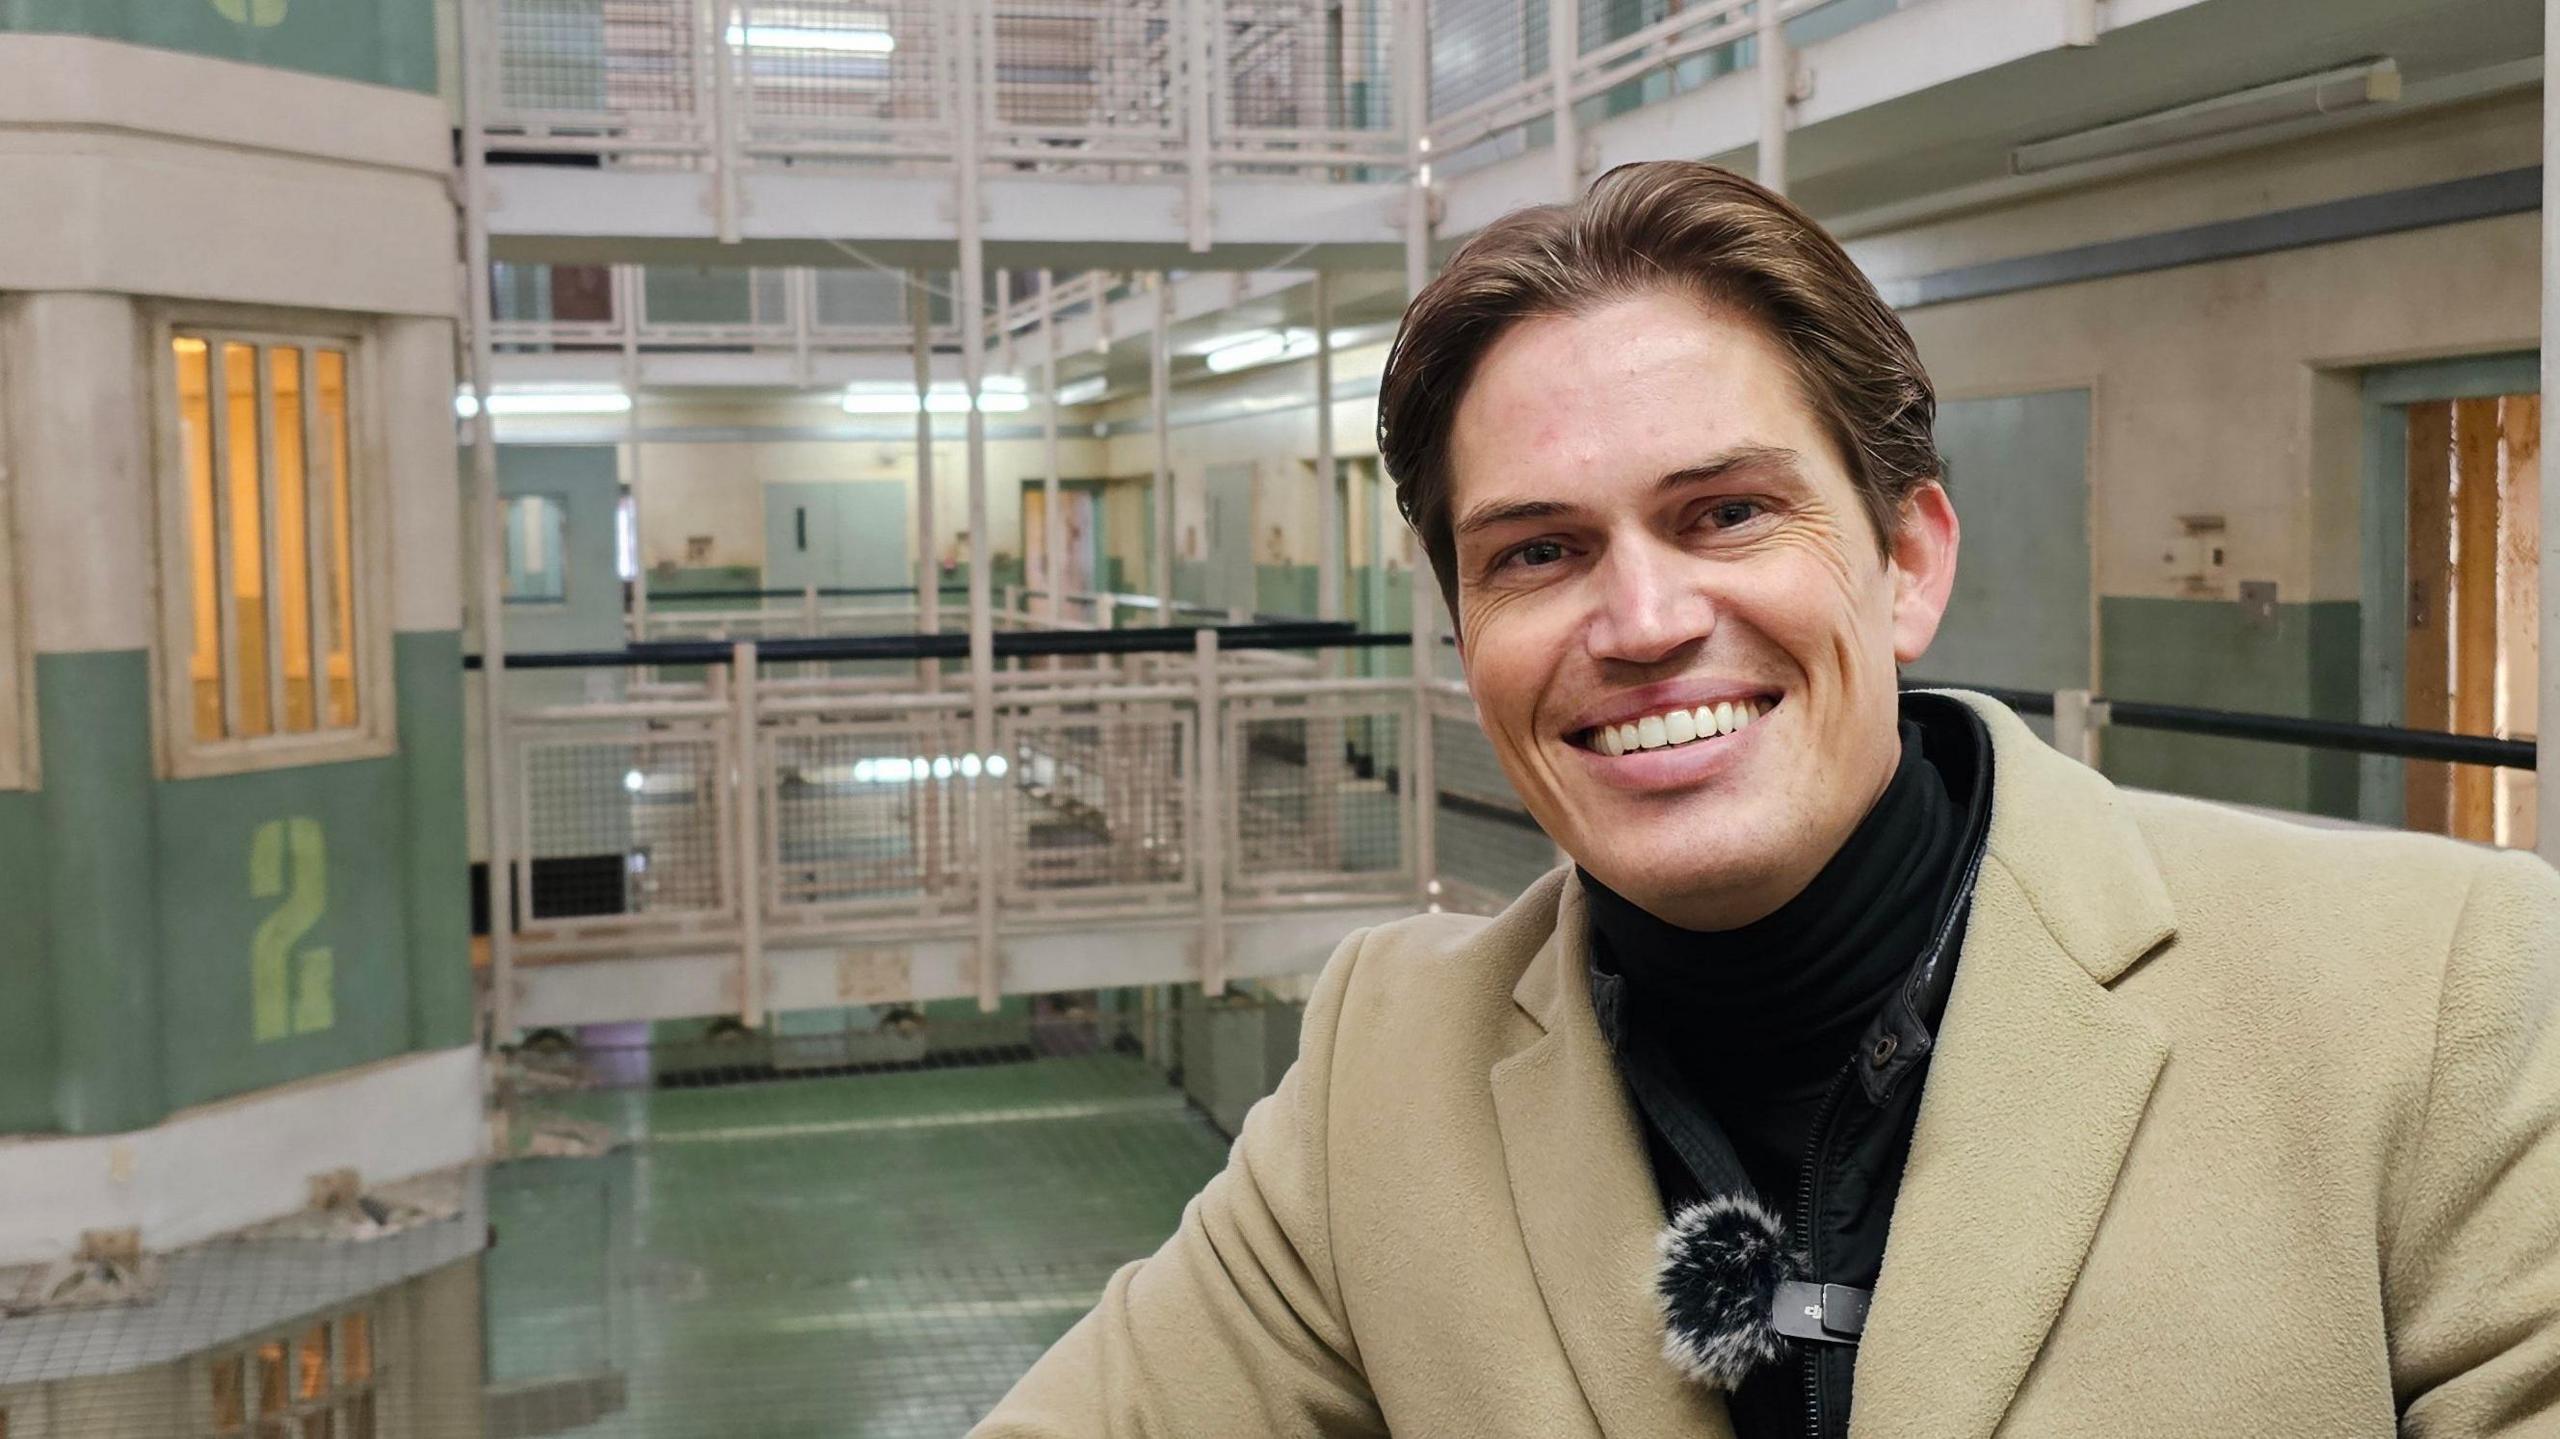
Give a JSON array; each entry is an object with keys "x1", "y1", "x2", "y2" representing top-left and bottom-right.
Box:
[{"x1": 1585, "y1": 697, "x2": 1772, "y2": 755}]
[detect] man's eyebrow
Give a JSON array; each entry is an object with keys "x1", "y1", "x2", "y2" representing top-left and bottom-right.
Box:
[
  {"x1": 1451, "y1": 445, "x2": 1806, "y2": 541},
  {"x1": 1451, "y1": 497, "x2": 1576, "y2": 540},
  {"x1": 1655, "y1": 444, "x2": 1803, "y2": 493}
]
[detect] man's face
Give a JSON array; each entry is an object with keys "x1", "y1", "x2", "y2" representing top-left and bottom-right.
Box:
[{"x1": 1447, "y1": 290, "x2": 1959, "y2": 930}]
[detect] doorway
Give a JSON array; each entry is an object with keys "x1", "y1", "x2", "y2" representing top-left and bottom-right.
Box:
[
  {"x1": 2400, "y1": 395, "x2": 2539, "y2": 847},
  {"x1": 2360, "y1": 354, "x2": 2540, "y2": 846}
]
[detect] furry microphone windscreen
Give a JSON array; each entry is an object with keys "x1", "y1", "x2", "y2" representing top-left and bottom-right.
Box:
[{"x1": 1654, "y1": 1194, "x2": 1805, "y2": 1389}]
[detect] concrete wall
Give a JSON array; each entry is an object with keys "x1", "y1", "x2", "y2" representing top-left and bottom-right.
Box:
[
  {"x1": 0, "y1": 35, "x2": 469, "y2": 1136},
  {"x1": 1860, "y1": 95, "x2": 2539, "y2": 812}
]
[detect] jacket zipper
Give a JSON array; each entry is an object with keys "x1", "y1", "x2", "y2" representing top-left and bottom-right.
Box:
[{"x1": 1796, "y1": 1065, "x2": 1854, "y2": 1439}]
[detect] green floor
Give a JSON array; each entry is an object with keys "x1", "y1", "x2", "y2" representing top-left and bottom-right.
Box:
[{"x1": 487, "y1": 1053, "x2": 1230, "y2": 1437}]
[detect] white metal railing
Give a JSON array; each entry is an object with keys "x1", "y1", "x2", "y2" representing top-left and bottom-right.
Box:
[
  {"x1": 498, "y1": 635, "x2": 1430, "y2": 1011},
  {"x1": 1421, "y1": 0, "x2": 1847, "y2": 163},
  {"x1": 478, "y1": 0, "x2": 1412, "y2": 180},
  {"x1": 488, "y1": 262, "x2": 957, "y2": 353}
]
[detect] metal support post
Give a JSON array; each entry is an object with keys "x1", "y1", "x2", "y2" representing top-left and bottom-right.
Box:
[
  {"x1": 995, "y1": 269, "x2": 1014, "y2": 378},
  {"x1": 1151, "y1": 275, "x2": 1175, "y2": 620},
  {"x1": 790, "y1": 267, "x2": 813, "y2": 387},
  {"x1": 1184, "y1": 0, "x2": 1215, "y2": 251},
  {"x1": 708, "y1": 0, "x2": 740, "y2": 242},
  {"x1": 1041, "y1": 268, "x2": 1064, "y2": 632},
  {"x1": 1401, "y1": 0, "x2": 1432, "y2": 297},
  {"x1": 957, "y1": 12, "x2": 1002, "y2": 1009},
  {"x1": 622, "y1": 268, "x2": 648, "y2": 640},
  {"x1": 911, "y1": 272, "x2": 940, "y2": 655},
  {"x1": 457, "y1": 0, "x2": 517, "y2": 1046},
  {"x1": 732, "y1": 641, "x2": 766, "y2": 1025},
  {"x1": 2540, "y1": 5, "x2": 2558, "y2": 866},
  {"x1": 1194, "y1": 628, "x2": 1227, "y2": 995},
  {"x1": 1550, "y1": 0, "x2": 1580, "y2": 200},
  {"x1": 2052, "y1": 688, "x2": 2107, "y2": 770},
  {"x1": 1756, "y1": 0, "x2": 1790, "y2": 195},
  {"x1": 1315, "y1": 272, "x2": 1342, "y2": 623}
]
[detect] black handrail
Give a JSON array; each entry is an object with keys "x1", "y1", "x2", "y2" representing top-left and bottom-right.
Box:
[
  {"x1": 2100, "y1": 698, "x2": 2534, "y2": 769},
  {"x1": 462, "y1": 620, "x2": 1398, "y2": 670},
  {"x1": 458, "y1": 642, "x2": 2537, "y2": 772},
  {"x1": 648, "y1": 584, "x2": 970, "y2": 601}
]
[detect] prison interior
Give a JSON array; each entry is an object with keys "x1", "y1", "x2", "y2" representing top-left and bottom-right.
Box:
[{"x1": 0, "y1": 0, "x2": 2553, "y2": 1434}]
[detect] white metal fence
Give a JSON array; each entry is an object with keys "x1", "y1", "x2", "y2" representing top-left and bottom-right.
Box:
[
  {"x1": 476, "y1": 0, "x2": 1411, "y2": 177},
  {"x1": 493, "y1": 635, "x2": 1469, "y2": 1009}
]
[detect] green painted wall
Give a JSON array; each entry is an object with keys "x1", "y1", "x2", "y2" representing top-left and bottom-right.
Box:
[
  {"x1": 0, "y1": 790, "x2": 53, "y2": 1131},
  {"x1": 37, "y1": 649, "x2": 164, "y2": 1134},
  {"x1": 2097, "y1": 597, "x2": 2361, "y2": 818},
  {"x1": 4, "y1": 632, "x2": 469, "y2": 1135},
  {"x1": 399, "y1": 631, "x2": 475, "y2": 1053},
  {"x1": 1, "y1": 0, "x2": 437, "y2": 93}
]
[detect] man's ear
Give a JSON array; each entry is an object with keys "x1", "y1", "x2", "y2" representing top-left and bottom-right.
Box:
[{"x1": 1887, "y1": 481, "x2": 1960, "y2": 667}]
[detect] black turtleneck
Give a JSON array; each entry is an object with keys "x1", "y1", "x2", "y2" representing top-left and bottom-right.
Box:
[
  {"x1": 1583, "y1": 714, "x2": 1969, "y2": 1194},
  {"x1": 1581, "y1": 695, "x2": 1994, "y2": 1439}
]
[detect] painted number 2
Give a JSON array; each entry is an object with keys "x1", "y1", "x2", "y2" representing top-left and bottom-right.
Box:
[{"x1": 250, "y1": 817, "x2": 334, "y2": 1042}]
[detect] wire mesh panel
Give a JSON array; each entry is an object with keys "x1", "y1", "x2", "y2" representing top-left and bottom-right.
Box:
[
  {"x1": 636, "y1": 265, "x2": 793, "y2": 343},
  {"x1": 981, "y1": 0, "x2": 1182, "y2": 159},
  {"x1": 495, "y1": 0, "x2": 706, "y2": 140},
  {"x1": 1429, "y1": 710, "x2": 1559, "y2": 908},
  {"x1": 1226, "y1": 699, "x2": 1410, "y2": 895},
  {"x1": 764, "y1": 716, "x2": 985, "y2": 918},
  {"x1": 1217, "y1": 0, "x2": 1399, "y2": 149},
  {"x1": 1002, "y1": 707, "x2": 1194, "y2": 907},
  {"x1": 732, "y1": 0, "x2": 956, "y2": 156},
  {"x1": 516, "y1": 724, "x2": 731, "y2": 929},
  {"x1": 1426, "y1": 0, "x2": 1543, "y2": 123}
]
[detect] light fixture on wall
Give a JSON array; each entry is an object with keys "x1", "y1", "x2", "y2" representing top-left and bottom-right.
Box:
[
  {"x1": 722, "y1": 22, "x2": 896, "y2": 55},
  {"x1": 1054, "y1": 375, "x2": 1109, "y2": 406},
  {"x1": 842, "y1": 376, "x2": 1030, "y2": 415},
  {"x1": 454, "y1": 386, "x2": 633, "y2": 418},
  {"x1": 2008, "y1": 57, "x2": 2399, "y2": 176}
]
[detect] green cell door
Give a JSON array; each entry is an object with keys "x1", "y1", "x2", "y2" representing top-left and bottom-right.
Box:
[{"x1": 764, "y1": 481, "x2": 910, "y2": 594}]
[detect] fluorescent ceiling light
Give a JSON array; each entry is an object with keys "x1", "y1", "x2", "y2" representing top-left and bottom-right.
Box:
[
  {"x1": 1200, "y1": 328, "x2": 1358, "y2": 375},
  {"x1": 2010, "y1": 58, "x2": 2399, "y2": 176},
  {"x1": 843, "y1": 382, "x2": 1029, "y2": 415},
  {"x1": 1203, "y1": 330, "x2": 1294, "y2": 373},
  {"x1": 1055, "y1": 375, "x2": 1109, "y2": 406},
  {"x1": 454, "y1": 388, "x2": 633, "y2": 418},
  {"x1": 724, "y1": 23, "x2": 895, "y2": 54}
]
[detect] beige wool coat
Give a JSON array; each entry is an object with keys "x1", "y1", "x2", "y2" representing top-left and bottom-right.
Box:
[{"x1": 975, "y1": 694, "x2": 2560, "y2": 1438}]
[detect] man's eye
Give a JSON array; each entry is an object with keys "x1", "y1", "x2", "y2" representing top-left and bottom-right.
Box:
[
  {"x1": 1704, "y1": 499, "x2": 1763, "y2": 529},
  {"x1": 1502, "y1": 540, "x2": 1569, "y2": 569}
]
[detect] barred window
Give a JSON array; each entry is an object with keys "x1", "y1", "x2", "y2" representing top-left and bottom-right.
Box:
[
  {"x1": 163, "y1": 324, "x2": 388, "y2": 774},
  {"x1": 204, "y1": 1309, "x2": 378, "y2": 1438}
]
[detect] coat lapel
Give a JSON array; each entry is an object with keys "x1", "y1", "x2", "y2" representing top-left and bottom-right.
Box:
[
  {"x1": 1850, "y1": 696, "x2": 2179, "y2": 1439},
  {"x1": 1489, "y1": 873, "x2": 1735, "y2": 1439}
]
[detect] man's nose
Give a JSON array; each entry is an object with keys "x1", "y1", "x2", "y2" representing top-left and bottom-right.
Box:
[{"x1": 1586, "y1": 540, "x2": 1715, "y2": 666}]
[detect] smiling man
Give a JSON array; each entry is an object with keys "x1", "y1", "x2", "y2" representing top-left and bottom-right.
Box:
[{"x1": 975, "y1": 162, "x2": 2560, "y2": 1438}]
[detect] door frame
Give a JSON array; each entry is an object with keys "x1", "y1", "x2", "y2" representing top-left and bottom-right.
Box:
[{"x1": 2356, "y1": 351, "x2": 2539, "y2": 826}]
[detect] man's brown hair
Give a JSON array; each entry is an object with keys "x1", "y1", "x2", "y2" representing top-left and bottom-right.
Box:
[{"x1": 1375, "y1": 159, "x2": 1940, "y2": 623}]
